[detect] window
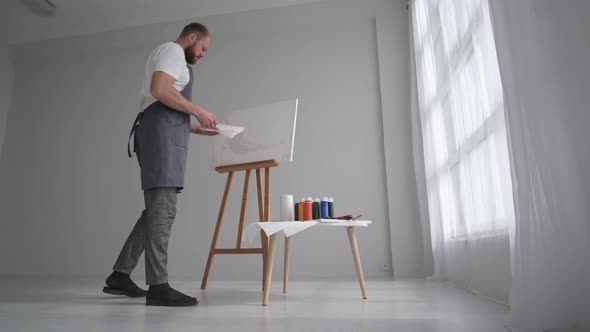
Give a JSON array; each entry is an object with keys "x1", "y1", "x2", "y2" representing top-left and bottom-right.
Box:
[{"x1": 412, "y1": 0, "x2": 514, "y2": 239}]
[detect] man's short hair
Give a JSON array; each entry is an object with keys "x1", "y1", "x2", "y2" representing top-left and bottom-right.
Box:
[{"x1": 180, "y1": 23, "x2": 210, "y2": 39}]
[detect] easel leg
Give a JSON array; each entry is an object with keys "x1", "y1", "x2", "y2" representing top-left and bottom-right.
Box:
[
  {"x1": 236, "y1": 170, "x2": 251, "y2": 248},
  {"x1": 347, "y1": 227, "x2": 367, "y2": 299},
  {"x1": 263, "y1": 233, "x2": 277, "y2": 306},
  {"x1": 201, "y1": 172, "x2": 234, "y2": 290},
  {"x1": 283, "y1": 236, "x2": 290, "y2": 294},
  {"x1": 264, "y1": 167, "x2": 270, "y2": 220}
]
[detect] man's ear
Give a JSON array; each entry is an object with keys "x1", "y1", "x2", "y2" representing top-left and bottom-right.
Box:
[{"x1": 188, "y1": 33, "x2": 196, "y2": 44}]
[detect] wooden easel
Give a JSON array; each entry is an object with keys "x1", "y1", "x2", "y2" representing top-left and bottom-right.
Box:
[{"x1": 200, "y1": 159, "x2": 278, "y2": 291}]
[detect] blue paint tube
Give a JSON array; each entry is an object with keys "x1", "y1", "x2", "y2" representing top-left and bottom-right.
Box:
[{"x1": 321, "y1": 197, "x2": 330, "y2": 219}]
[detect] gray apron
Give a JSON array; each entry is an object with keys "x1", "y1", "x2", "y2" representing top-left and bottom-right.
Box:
[{"x1": 128, "y1": 65, "x2": 193, "y2": 192}]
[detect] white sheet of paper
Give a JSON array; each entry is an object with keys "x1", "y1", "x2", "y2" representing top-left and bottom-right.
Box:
[{"x1": 203, "y1": 124, "x2": 245, "y2": 139}]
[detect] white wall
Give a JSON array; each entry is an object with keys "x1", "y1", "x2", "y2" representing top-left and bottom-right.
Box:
[
  {"x1": 376, "y1": 4, "x2": 426, "y2": 278},
  {"x1": 0, "y1": 4, "x2": 15, "y2": 160},
  {"x1": 0, "y1": 0, "x2": 423, "y2": 281},
  {"x1": 0, "y1": 43, "x2": 15, "y2": 161}
]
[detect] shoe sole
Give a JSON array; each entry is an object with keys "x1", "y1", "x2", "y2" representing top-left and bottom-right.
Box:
[
  {"x1": 102, "y1": 286, "x2": 146, "y2": 298},
  {"x1": 146, "y1": 298, "x2": 198, "y2": 307}
]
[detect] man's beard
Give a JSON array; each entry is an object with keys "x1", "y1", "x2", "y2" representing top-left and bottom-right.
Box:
[{"x1": 184, "y1": 46, "x2": 197, "y2": 64}]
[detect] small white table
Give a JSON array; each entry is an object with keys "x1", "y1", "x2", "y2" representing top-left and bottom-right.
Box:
[{"x1": 244, "y1": 219, "x2": 372, "y2": 306}]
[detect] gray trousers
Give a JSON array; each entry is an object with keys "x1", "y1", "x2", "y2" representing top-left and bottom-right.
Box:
[{"x1": 113, "y1": 187, "x2": 177, "y2": 285}]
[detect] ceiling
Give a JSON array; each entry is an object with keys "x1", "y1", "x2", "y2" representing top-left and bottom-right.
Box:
[{"x1": 2, "y1": 0, "x2": 329, "y2": 45}]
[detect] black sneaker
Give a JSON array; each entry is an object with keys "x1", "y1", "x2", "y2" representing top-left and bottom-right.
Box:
[
  {"x1": 102, "y1": 271, "x2": 147, "y2": 298},
  {"x1": 146, "y1": 283, "x2": 198, "y2": 307}
]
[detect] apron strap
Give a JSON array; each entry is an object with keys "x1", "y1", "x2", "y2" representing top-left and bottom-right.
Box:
[{"x1": 127, "y1": 112, "x2": 144, "y2": 158}]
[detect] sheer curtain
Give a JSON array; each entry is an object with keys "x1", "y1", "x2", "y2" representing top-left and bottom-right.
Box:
[
  {"x1": 410, "y1": 0, "x2": 514, "y2": 303},
  {"x1": 489, "y1": 1, "x2": 590, "y2": 330}
]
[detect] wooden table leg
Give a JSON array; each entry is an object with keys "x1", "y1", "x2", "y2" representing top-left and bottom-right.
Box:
[
  {"x1": 256, "y1": 169, "x2": 267, "y2": 292},
  {"x1": 283, "y1": 236, "x2": 290, "y2": 293},
  {"x1": 347, "y1": 227, "x2": 367, "y2": 299},
  {"x1": 262, "y1": 233, "x2": 277, "y2": 306},
  {"x1": 263, "y1": 167, "x2": 271, "y2": 291},
  {"x1": 261, "y1": 231, "x2": 268, "y2": 292}
]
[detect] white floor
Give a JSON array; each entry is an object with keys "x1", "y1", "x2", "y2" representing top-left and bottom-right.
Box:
[{"x1": 0, "y1": 277, "x2": 509, "y2": 332}]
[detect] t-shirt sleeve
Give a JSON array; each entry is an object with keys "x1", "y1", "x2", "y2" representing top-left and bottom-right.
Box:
[{"x1": 153, "y1": 45, "x2": 186, "y2": 80}]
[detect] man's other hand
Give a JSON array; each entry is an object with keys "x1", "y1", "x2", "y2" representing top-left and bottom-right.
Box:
[{"x1": 190, "y1": 123, "x2": 219, "y2": 136}]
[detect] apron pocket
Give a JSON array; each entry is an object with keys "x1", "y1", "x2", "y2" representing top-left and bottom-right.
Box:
[{"x1": 173, "y1": 124, "x2": 190, "y2": 148}]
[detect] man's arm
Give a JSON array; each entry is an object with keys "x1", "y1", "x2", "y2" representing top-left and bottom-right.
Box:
[{"x1": 150, "y1": 71, "x2": 217, "y2": 128}]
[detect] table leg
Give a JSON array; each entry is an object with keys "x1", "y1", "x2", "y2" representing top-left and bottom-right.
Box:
[
  {"x1": 347, "y1": 227, "x2": 367, "y2": 299},
  {"x1": 283, "y1": 236, "x2": 290, "y2": 293},
  {"x1": 263, "y1": 233, "x2": 277, "y2": 306}
]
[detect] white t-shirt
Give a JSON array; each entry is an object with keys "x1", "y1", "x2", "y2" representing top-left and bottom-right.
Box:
[{"x1": 139, "y1": 42, "x2": 190, "y2": 110}]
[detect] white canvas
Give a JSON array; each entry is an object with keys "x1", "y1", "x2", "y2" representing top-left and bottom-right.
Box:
[{"x1": 211, "y1": 99, "x2": 298, "y2": 168}]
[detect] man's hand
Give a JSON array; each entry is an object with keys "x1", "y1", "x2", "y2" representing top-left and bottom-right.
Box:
[
  {"x1": 194, "y1": 107, "x2": 217, "y2": 129},
  {"x1": 190, "y1": 123, "x2": 219, "y2": 136}
]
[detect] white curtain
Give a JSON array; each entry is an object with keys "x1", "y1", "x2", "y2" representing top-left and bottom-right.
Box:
[
  {"x1": 410, "y1": 0, "x2": 514, "y2": 304},
  {"x1": 489, "y1": 1, "x2": 590, "y2": 331},
  {"x1": 411, "y1": 0, "x2": 590, "y2": 330}
]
